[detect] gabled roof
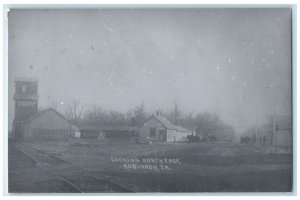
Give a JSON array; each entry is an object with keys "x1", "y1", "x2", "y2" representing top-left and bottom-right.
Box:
[
  {"x1": 152, "y1": 115, "x2": 175, "y2": 130},
  {"x1": 150, "y1": 115, "x2": 192, "y2": 133},
  {"x1": 174, "y1": 125, "x2": 192, "y2": 133},
  {"x1": 79, "y1": 125, "x2": 100, "y2": 131},
  {"x1": 22, "y1": 108, "x2": 71, "y2": 124}
]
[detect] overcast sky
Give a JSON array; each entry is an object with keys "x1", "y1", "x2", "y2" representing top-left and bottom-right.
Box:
[{"x1": 8, "y1": 8, "x2": 292, "y2": 132}]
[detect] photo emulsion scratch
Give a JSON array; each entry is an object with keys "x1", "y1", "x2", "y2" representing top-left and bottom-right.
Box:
[{"x1": 7, "y1": 8, "x2": 293, "y2": 193}]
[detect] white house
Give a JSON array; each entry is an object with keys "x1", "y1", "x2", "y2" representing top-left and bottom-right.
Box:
[{"x1": 139, "y1": 114, "x2": 192, "y2": 142}]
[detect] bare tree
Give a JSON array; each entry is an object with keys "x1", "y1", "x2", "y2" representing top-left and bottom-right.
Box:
[
  {"x1": 167, "y1": 101, "x2": 182, "y2": 125},
  {"x1": 131, "y1": 102, "x2": 147, "y2": 127},
  {"x1": 107, "y1": 110, "x2": 127, "y2": 125},
  {"x1": 65, "y1": 100, "x2": 85, "y2": 125},
  {"x1": 83, "y1": 105, "x2": 107, "y2": 125}
]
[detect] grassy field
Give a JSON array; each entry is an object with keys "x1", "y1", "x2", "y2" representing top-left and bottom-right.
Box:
[{"x1": 28, "y1": 140, "x2": 292, "y2": 192}]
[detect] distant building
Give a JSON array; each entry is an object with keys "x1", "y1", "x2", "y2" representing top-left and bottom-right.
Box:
[
  {"x1": 79, "y1": 125, "x2": 101, "y2": 139},
  {"x1": 269, "y1": 115, "x2": 292, "y2": 147},
  {"x1": 101, "y1": 126, "x2": 139, "y2": 141},
  {"x1": 79, "y1": 125, "x2": 139, "y2": 141},
  {"x1": 71, "y1": 125, "x2": 81, "y2": 138},
  {"x1": 13, "y1": 77, "x2": 39, "y2": 140},
  {"x1": 12, "y1": 77, "x2": 78, "y2": 142},
  {"x1": 139, "y1": 113, "x2": 192, "y2": 142},
  {"x1": 243, "y1": 115, "x2": 292, "y2": 147},
  {"x1": 15, "y1": 108, "x2": 73, "y2": 142}
]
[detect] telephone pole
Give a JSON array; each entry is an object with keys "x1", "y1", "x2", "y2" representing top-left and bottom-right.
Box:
[{"x1": 174, "y1": 100, "x2": 178, "y2": 125}]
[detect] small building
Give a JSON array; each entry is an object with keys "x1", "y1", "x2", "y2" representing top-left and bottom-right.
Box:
[
  {"x1": 242, "y1": 115, "x2": 292, "y2": 148},
  {"x1": 71, "y1": 125, "x2": 81, "y2": 138},
  {"x1": 270, "y1": 115, "x2": 292, "y2": 147},
  {"x1": 16, "y1": 108, "x2": 72, "y2": 142},
  {"x1": 139, "y1": 114, "x2": 192, "y2": 142},
  {"x1": 101, "y1": 126, "x2": 139, "y2": 141},
  {"x1": 79, "y1": 125, "x2": 101, "y2": 139},
  {"x1": 79, "y1": 125, "x2": 138, "y2": 141}
]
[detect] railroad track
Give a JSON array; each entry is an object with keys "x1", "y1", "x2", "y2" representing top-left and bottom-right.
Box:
[
  {"x1": 9, "y1": 144, "x2": 82, "y2": 193},
  {"x1": 15, "y1": 143, "x2": 135, "y2": 193}
]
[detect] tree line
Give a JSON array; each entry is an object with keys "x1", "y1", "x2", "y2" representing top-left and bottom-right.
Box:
[{"x1": 59, "y1": 100, "x2": 236, "y2": 142}]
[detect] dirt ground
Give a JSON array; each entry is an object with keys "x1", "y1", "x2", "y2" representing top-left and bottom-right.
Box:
[
  {"x1": 27, "y1": 140, "x2": 292, "y2": 192},
  {"x1": 8, "y1": 142, "x2": 81, "y2": 193},
  {"x1": 28, "y1": 141, "x2": 292, "y2": 192}
]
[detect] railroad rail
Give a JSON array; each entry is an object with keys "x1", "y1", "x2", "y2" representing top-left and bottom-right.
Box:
[{"x1": 15, "y1": 143, "x2": 135, "y2": 193}]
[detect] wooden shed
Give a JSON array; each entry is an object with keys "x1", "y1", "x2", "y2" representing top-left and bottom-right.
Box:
[
  {"x1": 79, "y1": 125, "x2": 100, "y2": 139},
  {"x1": 79, "y1": 125, "x2": 138, "y2": 141},
  {"x1": 101, "y1": 126, "x2": 139, "y2": 141},
  {"x1": 16, "y1": 108, "x2": 72, "y2": 142}
]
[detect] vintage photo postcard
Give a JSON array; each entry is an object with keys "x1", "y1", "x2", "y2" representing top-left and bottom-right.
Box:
[{"x1": 6, "y1": 7, "x2": 294, "y2": 193}]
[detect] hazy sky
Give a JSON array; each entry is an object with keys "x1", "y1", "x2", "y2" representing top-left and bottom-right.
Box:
[{"x1": 8, "y1": 8, "x2": 292, "y2": 132}]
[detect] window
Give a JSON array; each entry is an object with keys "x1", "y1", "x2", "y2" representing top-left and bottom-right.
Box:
[{"x1": 150, "y1": 128, "x2": 156, "y2": 137}]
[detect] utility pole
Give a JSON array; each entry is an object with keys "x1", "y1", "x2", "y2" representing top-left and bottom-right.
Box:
[
  {"x1": 174, "y1": 100, "x2": 178, "y2": 125},
  {"x1": 255, "y1": 104, "x2": 258, "y2": 144}
]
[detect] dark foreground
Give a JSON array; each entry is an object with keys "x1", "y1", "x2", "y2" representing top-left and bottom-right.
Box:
[{"x1": 8, "y1": 140, "x2": 293, "y2": 193}]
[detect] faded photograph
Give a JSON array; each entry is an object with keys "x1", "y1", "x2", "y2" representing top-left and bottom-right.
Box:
[{"x1": 8, "y1": 8, "x2": 293, "y2": 193}]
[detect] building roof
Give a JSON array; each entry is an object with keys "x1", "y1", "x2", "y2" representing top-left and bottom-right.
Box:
[
  {"x1": 101, "y1": 125, "x2": 139, "y2": 132},
  {"x1": 79, "y1": 125, "x2": 139, "y2": 132},
  {"x1": 153, "y1": 115, "x2": 175, "y2": 129},
  {"x1": 21, "y1": 108, "x2": 70, "y2": 124},
  {"x1": 151, "y1": 115, "x2": 192, "y2": 133},
  {"x1": 79, "y1": 125, "x2": 100, "y2": 131},
  {"x1": 174, "y1": 125, "x2": 192, "y2": 133}
]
